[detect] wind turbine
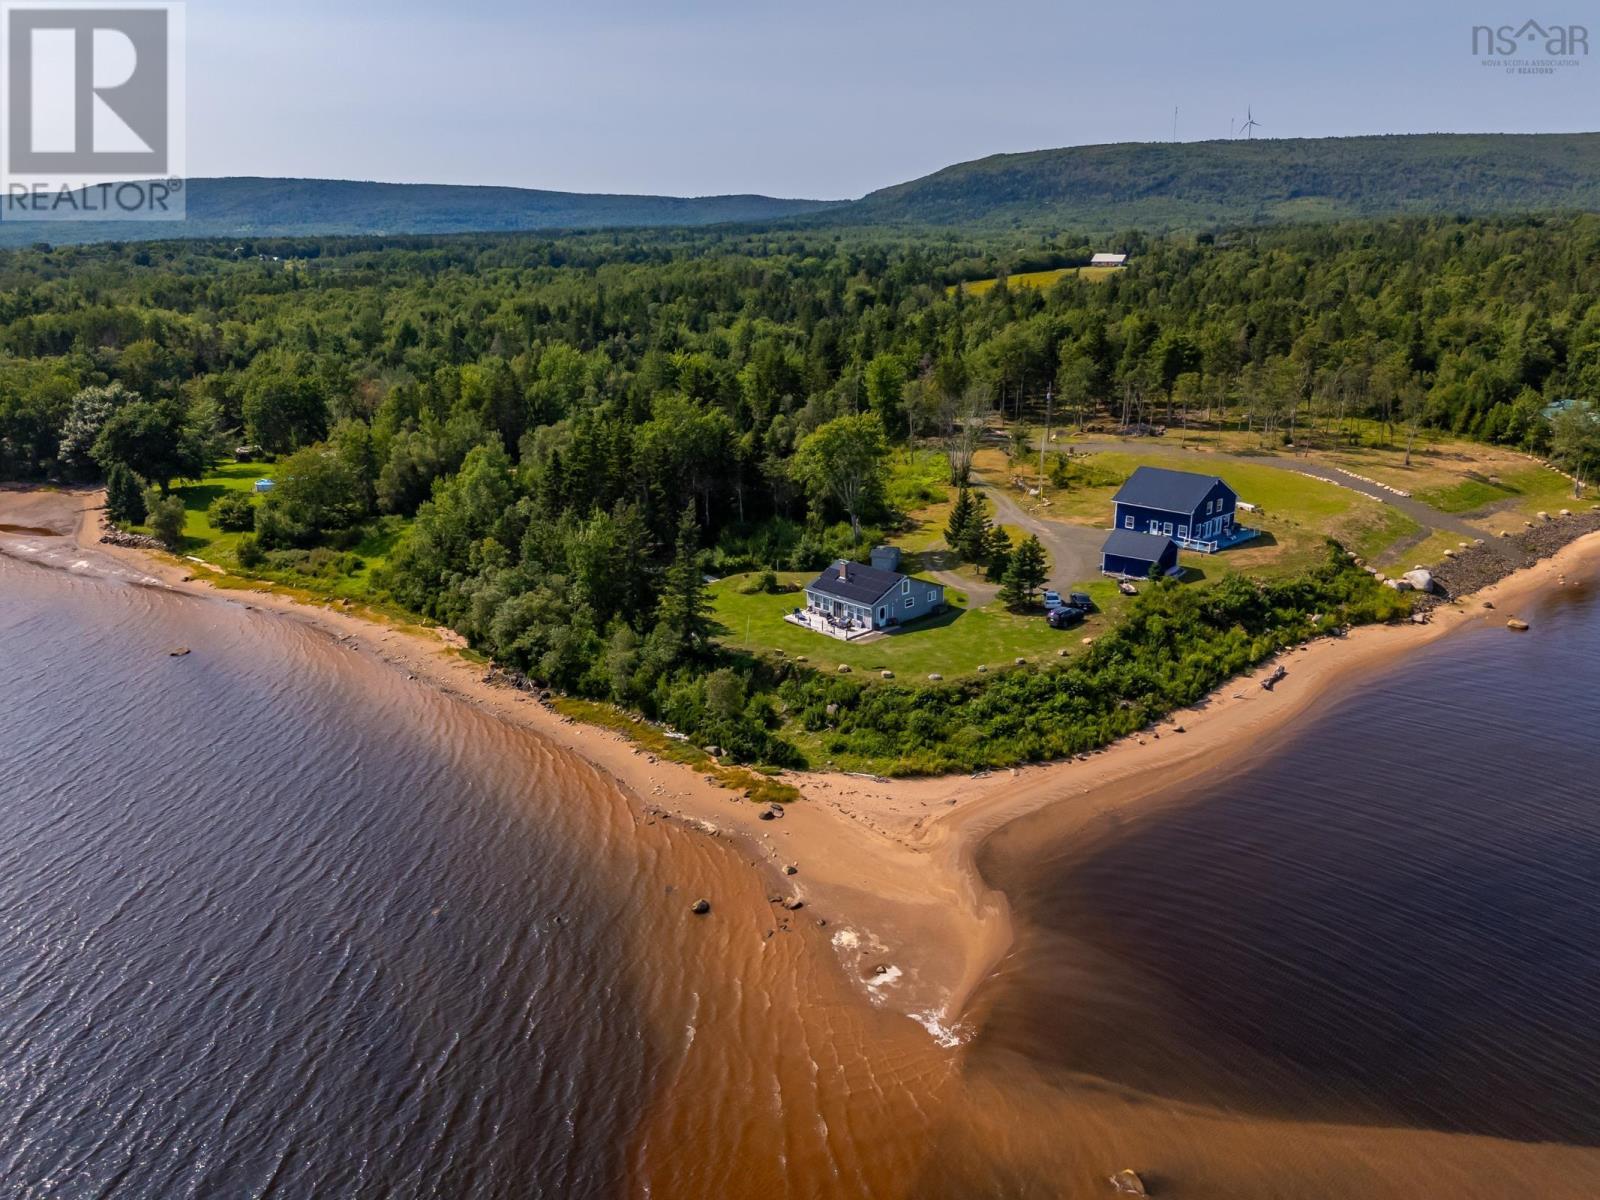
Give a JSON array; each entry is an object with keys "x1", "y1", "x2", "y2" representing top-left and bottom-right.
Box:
[{"x1": 1240, "y1": 107, "x2": 1262, "y2": 139}]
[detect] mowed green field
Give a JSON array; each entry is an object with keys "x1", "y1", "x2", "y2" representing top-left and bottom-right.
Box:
[
  {"x1": 950, "y1": 265, "x2": 1121, "y2": 296},
  {"x1": 710, "y1": 572, "x2": 1124, "y2": 680}
]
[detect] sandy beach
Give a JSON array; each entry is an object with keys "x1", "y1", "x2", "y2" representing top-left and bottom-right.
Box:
[{"x1": 5, "y1": 484, "x2": 1600, "y2": 1031}]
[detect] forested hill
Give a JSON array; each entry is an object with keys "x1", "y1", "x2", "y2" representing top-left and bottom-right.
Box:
[
  {"x1": 842, "y1": 133, "x2": 1600, "y2": 231},
  {"x1": 8, "y1": 133, "x2": 1600, "y2": 247},
  {"x1": 0, "y1": 177, "x2": 841, "y2": 247}
]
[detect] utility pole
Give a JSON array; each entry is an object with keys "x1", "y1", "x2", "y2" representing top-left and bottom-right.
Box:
[{"x1": 1039, "y1": 384, "x2": 1053, "y2": 498}]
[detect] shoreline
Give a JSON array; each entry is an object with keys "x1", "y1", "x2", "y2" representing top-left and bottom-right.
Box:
[{"x1": 5, "y1": 485, "x2": 1600, "y2": 1036}]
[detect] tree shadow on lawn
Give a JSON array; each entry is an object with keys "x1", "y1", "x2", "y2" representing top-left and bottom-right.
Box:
[{"x1": 180, "y1": 482, "x2": 230, "y2": 513}]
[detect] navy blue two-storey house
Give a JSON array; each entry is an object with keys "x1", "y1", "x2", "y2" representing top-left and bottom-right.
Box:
[{"x1": 1110, "y1": 466, "x2": 1242, "y2": 553}]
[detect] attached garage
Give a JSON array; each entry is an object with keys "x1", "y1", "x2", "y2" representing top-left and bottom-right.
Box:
[{"x1": 1101, "y1": 529, "x2": 1179, "y2": 579}]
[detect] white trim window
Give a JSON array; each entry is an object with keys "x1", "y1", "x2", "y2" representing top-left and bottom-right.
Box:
[
  {"x1": 904, "y1": 597, "x2": 915, "y2": 610},
  {"x1": 1124, "y1": 515, "x2": 1135, "y2": 529},
  {"x1": 1163, "y1": 522, "x2": 1174, "y2": 536},
  {"x1": 1178, "y1": 526, "x2": 1188, "y2": 539},
  {"x1": 901, "y1": 579, "x2": 910, "y2": 594}
]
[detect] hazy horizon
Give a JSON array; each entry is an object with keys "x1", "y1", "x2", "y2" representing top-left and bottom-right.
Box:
[{"x1": 195, "y1": 0, "x2": 1600, "y2": 199}]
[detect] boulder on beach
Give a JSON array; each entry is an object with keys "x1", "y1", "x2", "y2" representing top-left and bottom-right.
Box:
[
  {"x1": 1403, "y1": 569, "x2": 1434, "y2": 594},
  {"x1": 1108, "y1": 1168, "x2": 1148, "y2": 1196},
  {"x1": 1384, "y1": 578, "x2": 1412, "y2": 591},
  {"x1": 1507, "y1": 618, "x2": 1530, "y2": 631},
  {"x1": 691, "y1": 899, "x2": 711, "y2": 915}
]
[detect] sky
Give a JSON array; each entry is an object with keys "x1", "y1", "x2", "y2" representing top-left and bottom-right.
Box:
[{"x1": 190, "y1": 0, "x2": 1600, "y2": 199}]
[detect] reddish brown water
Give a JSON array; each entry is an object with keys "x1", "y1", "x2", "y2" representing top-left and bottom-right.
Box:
[{"x1": 6, "y1": 526, "x2": 1600, "y2": 1198}]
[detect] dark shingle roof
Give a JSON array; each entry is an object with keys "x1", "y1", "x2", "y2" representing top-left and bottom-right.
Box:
[
  {"x1": 1113, "y1": 466, "x2": 1228, "y2": 514},
  {"x1": 806, "y1": 560, "x2": 907, "y2": 605},
  {"x1": 1101, "y1": 528, "x2": 1177, "y2": 562}
]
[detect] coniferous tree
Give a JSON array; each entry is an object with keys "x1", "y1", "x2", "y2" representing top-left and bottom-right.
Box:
[
  {"x1": 945, "y1": 487, "x2": 977, "y2": 552},
  {"x1": 104, "y1": 461, "x2": 146, "y2": 525},
  {"x1": 653, "y1": 504, "x2": 715, "y2": 664},
  {"x1": 999, "y1": 534, "x2": 1048, "y2": 609},
  {"x1": 984, "y1": 526, "x2": 1013, "y2": 582}
]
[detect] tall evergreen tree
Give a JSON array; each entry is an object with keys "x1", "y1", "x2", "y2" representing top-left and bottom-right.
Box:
[
  {"x1": 945, "y1": 487, "x2": 977, "y2": 551},
  {"x1": 999, "y1": 535, "x2": 1048, "y2": 609},
  {"x1": 654, "y1": 504, "x2": 715, "y2": 663},
  {"x1": 984, "y1": 526, "x2": 1013, "y2": 582}
]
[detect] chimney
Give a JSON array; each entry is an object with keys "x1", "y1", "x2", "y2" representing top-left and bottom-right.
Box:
[{"x1": 837, "y1": 561, "x2": 849, "y2": 581}]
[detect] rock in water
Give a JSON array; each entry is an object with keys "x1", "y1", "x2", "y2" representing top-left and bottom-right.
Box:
[
  {"x1": 1507, "y1": 618, "x2": 1530, "y2": 631},
  {"x1": 691, "y1": 899, "x2": 711, "y2": 915},
  {"x1": 168, "y1": 647, "x2": 191, "y2": 657},
  {"x1": 1108, "y1": 1168, "x2": 1148, "y2": 1195}
]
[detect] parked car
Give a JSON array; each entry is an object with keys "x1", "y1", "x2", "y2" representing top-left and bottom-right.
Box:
[
  {"x1": 1047, "y1": 605, "x2": 1085, "y2": 629},
  {"x1": 1044, "y1": 590, "x2": 1095, "y2": 614}
]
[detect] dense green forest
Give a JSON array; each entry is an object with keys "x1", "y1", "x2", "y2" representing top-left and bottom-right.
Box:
[{"x1": 4, "y1": 214, "x2": 1599, "y2": 770}]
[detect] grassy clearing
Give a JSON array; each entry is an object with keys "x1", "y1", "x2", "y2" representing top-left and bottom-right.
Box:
[
  {"x1": 1031, "y1": 450, "x2": 1388, "y2": 575},
  {"x1": 552, "y1": 697, "x2": 800, "y2": 805},
  {"x1": 147, "y1": 460, "x2": 274, "y2": 559},
  {"x1": 142, "y1": 461, "x2": 410, "y2": 607},
  {"x1": 885, "y1": 450, "x2": 951, "y2": 511},
  {"x1": 709, "y1": 571, "x2": 1123, "y2": 681},
  {"x1": 949, "y1": 265, "x2": 1121, "y2": 296}
]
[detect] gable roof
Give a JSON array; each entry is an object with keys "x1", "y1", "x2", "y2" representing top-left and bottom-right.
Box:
[
  {"x1": 1102, "y1": 528, "x2": 1177, "y2": 561},
  {"x1": 1113, "y1": 466, "x2": 1230, "y2": 514},
  {"x1": 806, "y1": 560, "x2": 908, "y2": 605}
]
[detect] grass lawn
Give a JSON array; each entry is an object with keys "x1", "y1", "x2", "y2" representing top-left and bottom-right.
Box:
[
  {"x1": 146, "y1": 461, "x2": 410, "y2": 606},
  {"x1": 1029, "y1": 450, "x2": 1394, "y2": 575},
  {"x1": 154, "y1": 460, "x2": 276, "y2": 559},
  {"x1": 710, "y1": 571, "x2": 1124, "y2": 680}
]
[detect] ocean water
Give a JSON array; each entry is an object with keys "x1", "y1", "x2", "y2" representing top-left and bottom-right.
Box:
[
  {"x1": 7, "y1": 513, "x2": 1600, "y2": 1199},
  {"x1": 0, "y1": 554, "x2": 681, "y2": 1197},
  {"x1": 975, "y1": 571, "x2": 1600, "y2": 1150}
]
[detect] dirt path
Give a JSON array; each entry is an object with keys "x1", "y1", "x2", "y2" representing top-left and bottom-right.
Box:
[{"x1": 975, "y1": 471, "x2": 1107, "y2": 586}]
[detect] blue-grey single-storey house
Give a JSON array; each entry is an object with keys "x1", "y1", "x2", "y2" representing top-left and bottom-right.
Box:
[
  {"x1": 1111, "y1": 466, "x2": 1248, "y2": 553},
  {"x1": 802, "y1": 559, "x2": 945, "y2": 632},
  {"x1": 1100, "y1": 529, "x2": 1180, "y2": 579}
]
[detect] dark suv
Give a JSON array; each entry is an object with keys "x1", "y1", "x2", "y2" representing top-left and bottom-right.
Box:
[{"x1": 1047, "y1": 605, "x2": 1085, "y2": 629}]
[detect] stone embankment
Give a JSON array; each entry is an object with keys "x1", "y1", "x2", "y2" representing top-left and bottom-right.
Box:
[
  {"x1": 99, "y1": 529, "x2": 165, "y2": 551},
  {"x1": 1416, "y1": 507, "x2": 1600, "y2": 609}
]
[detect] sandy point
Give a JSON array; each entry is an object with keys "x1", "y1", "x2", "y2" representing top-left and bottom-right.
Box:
[{"x1": 6, "y1": 484, "x2": 1599, "y2": 1041}]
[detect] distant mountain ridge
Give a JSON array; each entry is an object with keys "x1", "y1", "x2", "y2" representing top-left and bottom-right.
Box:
[
  {"x1": 4, "y1": 133, "x2": 1600, "y2": 246},
  {"x1": 0, "y1": 177, "x2": 842, "y2": 246},
  {"x1": 841, "y1": 132, "x2": 1600, "y2": 231}
]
